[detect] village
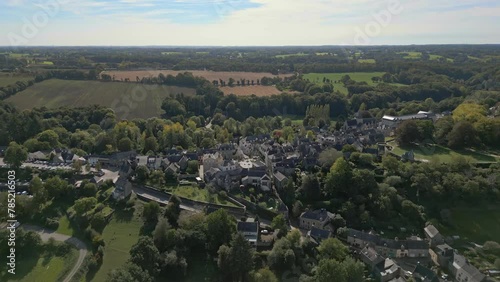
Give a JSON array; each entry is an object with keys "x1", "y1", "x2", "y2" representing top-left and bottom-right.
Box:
[{"x1": 2, "y1": 109, "x2": 492, "y2": 281}]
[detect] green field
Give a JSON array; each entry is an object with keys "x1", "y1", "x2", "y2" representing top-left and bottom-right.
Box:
[
  {"x1": 2, "y1": 247, "x2": 78, "y2": 282},
  {"x1": 303, "y1": 72, "x2": 405, "y2": 95},
  {"x1": 5, "y1": 79, "x2": 196, "y2": 119},
  {"x1": 397, "y1": 51, "x2": 422, "y2": 59},
  {"x1": 388, "y1": 142, "x2": 498, "y2": 163},
  {"x1": 358, "y1": 58, "x2": 376, "y2": 64},
  {"x1": 57, "y1": 215, "x2": 75, "y2": 236},
  {"x1": 168, "y1": 185, "x2": 237, "y2": 207},
  {"x1": 0, "y1": 73, "x2": 33, "y2": 87},
  {"x1": 90, "y1": 204, "x2": 143, "y2": 282},
  {"x1": 7, "y1": 53, "x2": 30, "y2": 58},
  {"x1": 161, "y1": 51, "x2": 182, "y2": 55},
  {"x1": 276, "y1": 53, "x2": 308, "y2": 58},
  {"x1": 438, "y1": 207, "x2": 500, "y2": 244}
]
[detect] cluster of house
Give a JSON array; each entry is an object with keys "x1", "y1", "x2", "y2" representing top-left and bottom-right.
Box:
[
  {"x1": 426, "y1": 225, "x2": 486, "y2": 282},
  {"x1": 27, "y1": 148, "x2": 86, "y2": 164},
  {"x1": 298, "y1": 209, "x2": 336, "y2": 245},
  {"x1": 345, "y1": 224, "x2": 486, "y2": 282}
]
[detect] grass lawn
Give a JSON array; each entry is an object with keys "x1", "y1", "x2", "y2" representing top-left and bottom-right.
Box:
[
  {"x1": 7, "y1": 53, "x2": 30, "y2": 58},
  {"x1": 397, "y1": 51, "x2": 422, "y2": 59},
  {"x1": 280, "y1": 115, "x2": 305, "y2": 126},
  {"x1": 1, "y1": 247, "x2": 78, "y2": 282},
  {"x1": 358, "y1": 58, "x2": 376, "y2": 64},
  {"x1": 436, "y1": 207, "x2": 500, "y2": 244},
  {"x1": 90, "y1": 203, "x2": 143, "y2": 282},
  {"x1": 169, "y1": 185, "x2": 237, "y2": 207},
  {"x1": 56, "y1": 214, "x2": 75, "y2": 236},
  {"x1": 388, "y1": 142, "x2": 498, "y2": 163},
  {"x1": 5, "y1": 79, "x2": 196, "y2": 119},
  {"x1": 303, "y1": 72, "x2": 405, "y2": 95}
]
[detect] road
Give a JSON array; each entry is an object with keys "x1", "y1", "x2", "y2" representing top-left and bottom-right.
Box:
[{"x1": 21, "y1": 224, "x2": 88, "y2": 282}]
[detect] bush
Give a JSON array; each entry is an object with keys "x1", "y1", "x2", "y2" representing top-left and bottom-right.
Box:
[
  {"x1": 483, "y1": 241, "x2": 500, "y2": 256},
  {"x1": 92, "y1": 235, "x2": 105, "y2": 249},
  {"x1": 219, "y1": 191, "x2": 228, "y2": 199},
  {"x1": 95, "y1": 203, "x2": 105, "y2": 213},
  {"x1": 91, "y1": 212, "x2": 107, "y2": 231},
  {"x1": 56, "y1": 242, "x2": 72, "y2": 256},
  {"x1": 45, "y1": 217, "x2": 60, "y2": 230}
]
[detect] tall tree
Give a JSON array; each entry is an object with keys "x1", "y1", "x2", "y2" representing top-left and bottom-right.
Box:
[
  {"x1": 4, "y1": 141, "x2": 27, "y2": 168},
  {"x1": 205, "y1": 209, "x2": 235, "y2": 252},
  {"x1": 271, "y1": 214, "x2": 288, "y2": 238},
  {"x1": 317, "y1": 238, "x2": 349, "y2": 261},
  {"x1": 153, "y1": 218, "x2": 171, "y2": 252},
  {"x1": 325, "y1": 158, "x2": 352, "y2": 197},
  {"x1": 229, "y1": 233, "x2": 254, "y2": 281},
  {"x1": 129, "y1": 236, "x2": 161, "y2": 277},
  {"x1": 315, "y1": 259, "x2": 347, "y2": 282},
  {"x1": 143, "y1": 201, "x2": 160, "y2": 224}
]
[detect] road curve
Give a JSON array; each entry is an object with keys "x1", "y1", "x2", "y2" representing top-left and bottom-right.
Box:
[{"x1": 21, "y1": 224, "x2": 88, "y2": 282}]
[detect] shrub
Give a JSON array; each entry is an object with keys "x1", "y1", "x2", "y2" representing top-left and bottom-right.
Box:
[
  {"x1": 45, "y1": 217, "x2": 60, "y2": 230},
  {"x1": 219, "y1": 191, "x2": 228, "y2": 199},
  {"x1": 483, "y1": 241, "x2": 500, "y2": 256}
]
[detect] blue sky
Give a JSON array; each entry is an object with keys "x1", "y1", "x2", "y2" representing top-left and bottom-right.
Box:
[{"x1": 1, "y1": 0, "x2": 499, "y2": 46}]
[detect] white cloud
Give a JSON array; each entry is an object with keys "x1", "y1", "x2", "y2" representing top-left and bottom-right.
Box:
[{"x1": 0, "y1": 0, "x2": 498, "y2": 45}]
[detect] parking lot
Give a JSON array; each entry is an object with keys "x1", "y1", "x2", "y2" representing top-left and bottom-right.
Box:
[{"x1": 0, "y1": 158, "x2": 73, "y2": 171}]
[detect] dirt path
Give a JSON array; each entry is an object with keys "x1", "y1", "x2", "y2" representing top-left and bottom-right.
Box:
[{"x1": 21, "y1": 224, "x2": 88, "y2": 282}]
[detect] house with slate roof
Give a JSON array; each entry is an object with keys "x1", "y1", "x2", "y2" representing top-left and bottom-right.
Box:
[
  {"x1": 299, "y1": 209, "x2": 334, "y2": 230},
  {"x1": 307, "y1": 227, "x2": 331, "y2": 245},
  {"x1": 424, "y1": 224, "x2": 444, "y2": 247},
  {"x1": 237, "y1": 220, "x2": 259, "y2": 247}
]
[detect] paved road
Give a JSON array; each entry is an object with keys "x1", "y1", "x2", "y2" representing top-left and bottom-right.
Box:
[{"x1": 21, "y1": 224, "x2": 88, "y2": 282}]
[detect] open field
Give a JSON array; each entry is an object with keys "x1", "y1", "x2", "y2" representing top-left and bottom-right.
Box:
[
  {"x1": 0, "y1": 73, "x2": 34, "y2": 87},
  {"x1": 275, "y1": 52, "x2": 308, "y2": 58},
  {"x1": 397, "y1": 51, "x2": 422, "y2": 59},
  {"x1": 220, "y1": 85, "x2": 284, "y2": 96},
  {"x1": 436, "y1": 207, "x2": 500, "y2": 244},
  {"x1": 5, "y1": 79, "x2": 195, "y2": 119},
  {"x1": 304, "y1": 72, "x2": 406, "y2": 95},
  {"x1": 91, "y1": 203, "x2": 143, "y2": 282},
  {"x1": 168, "y1": 185, "x2": 237, "y2": 206},
  {"x1": 388, "y1": 142, "x2": 498, "y2": 163},
  {"x1": 358, "y1": 58, "x2": 376, "y2": 64},
  {"x1": 57, "y1": 215, "x2": 75, "y2": 236},
  {"x1": 1, "y1": 247, "x2": 78, "y2": 282},
  {"x1": 101, "y1": 70, "x2": 294, "y2": 82}
]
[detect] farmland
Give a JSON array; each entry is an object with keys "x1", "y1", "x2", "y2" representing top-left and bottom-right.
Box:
[
  {"x1": 303, "y1": 72, "x2": 406, "y2": 95},
  {"x1": 358, "y1": 58, "x2": 376, "y2": 64},
  {"x1": 220, "y1": 85, "x2": 284, "y2": 96},
  {"x1": 101, "y1": 70, "x2": 294, "y2": 83},
  {"x1": 5, "y1": 79, "x2": 195, "y2": 119},
  {"x1": 275, "y1": 52, "x2": 308, "y2": 58},
  {"x1": 0, "y1": 73, "x2": 33, "y2": 87}
]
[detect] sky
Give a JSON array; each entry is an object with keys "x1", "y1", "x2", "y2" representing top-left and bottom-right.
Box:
[{"x1": 0, "y1": 0, "x2": 499, "y2": 46}]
